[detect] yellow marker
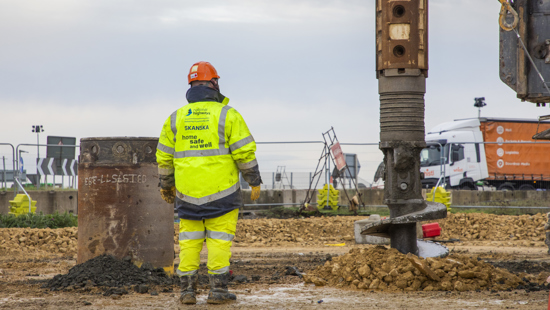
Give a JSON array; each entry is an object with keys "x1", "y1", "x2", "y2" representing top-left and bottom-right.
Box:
[{"x1": 324, "y1": 243, "x2": 346, "y2": 247}]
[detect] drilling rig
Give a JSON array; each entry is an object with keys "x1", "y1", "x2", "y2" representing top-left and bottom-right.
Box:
[{"x1": 362, "y1": 0, "x2": 550, "y2": 256}]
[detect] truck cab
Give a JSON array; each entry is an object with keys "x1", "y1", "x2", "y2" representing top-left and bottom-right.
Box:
[{"x1": 420, "y1": 119, "x2": 489, "y2": 189}]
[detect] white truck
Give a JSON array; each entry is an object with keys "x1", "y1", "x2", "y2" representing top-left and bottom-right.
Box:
[{"x1": 420, "y1": 117, "x2": 550, "y2": 191}]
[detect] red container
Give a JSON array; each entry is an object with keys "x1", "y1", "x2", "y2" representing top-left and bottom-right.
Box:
[{"x1": 422, "y1": 223, "x2": 441, "y2": 238}]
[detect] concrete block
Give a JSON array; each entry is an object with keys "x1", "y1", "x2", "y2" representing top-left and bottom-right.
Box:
[
  {"x1": 0, "y1": 190, "x2": 77, "y2": 215},
  {"x1": 282, "y1": 189, "x2": 293, "y2": 205},
  {"x1": 0, "y1": 191, "x2": 9, "y2": 214},
  {"x1": 357, "y1": 189, "x2": 384, "y2": 205},
  {"x1": 294, "y1": 189, "x2": 308, "y2": 204},
  {"x1": 259, "y1": 189, "x2": 282, "y2": 204}
]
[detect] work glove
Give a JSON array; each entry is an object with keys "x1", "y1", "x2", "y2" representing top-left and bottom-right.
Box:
[
  {"x1": 160, "y1": 186, "x2": 176, "y2": 204},
  {"x1": 251, "y1": 186, "x2": 261, "y2": 201}
]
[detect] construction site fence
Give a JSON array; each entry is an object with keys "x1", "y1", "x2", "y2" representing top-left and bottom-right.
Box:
[
  {"x1": 0, "y1": 143, "x2": 79, "y2": 192},
  {"x1": 1, "y1": 140, "x2": 383, "y2": 190},
  {"x1": 252, "y1": 141, "x2": 381, "y2": 190},
  {"x1": 253, "y1": 171, "x2": 370, "y2": 190},
  {"x1": 4, "y1": 140, "x2": 550, "y2": 191}
]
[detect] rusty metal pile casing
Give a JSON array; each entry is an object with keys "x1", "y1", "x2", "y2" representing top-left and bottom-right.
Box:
[
  {"x1": 375, "y1": 0, "x2": 428, "y2": 73},
  {"x1": 362, "y1": 0, "x2": 447, "y2": 256},
  {"x1": 77, "y1": 137, "x2": 174, "y2": 274}
]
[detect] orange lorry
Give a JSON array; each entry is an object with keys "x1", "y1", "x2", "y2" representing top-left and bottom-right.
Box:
[{"x1": 420, "y1": 118, "x2": 550, "y2": 190}]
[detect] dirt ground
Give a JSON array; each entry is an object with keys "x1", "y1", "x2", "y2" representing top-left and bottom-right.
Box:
[{"x1": 1, "y1": 215, "x2": 550, "y2": 309}]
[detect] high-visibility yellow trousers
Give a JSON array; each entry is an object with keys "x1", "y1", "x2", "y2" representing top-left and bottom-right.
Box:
[{"x1": 177, "y1": 208, "x2": 239, "y2": 276}]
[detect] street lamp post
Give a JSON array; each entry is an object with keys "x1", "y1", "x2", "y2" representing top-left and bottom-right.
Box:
[
  {"x1": 31, "y1": 125, "x2": 44, "y2": 188},
  {"x1": 31, "y1": 125, "x2": 44, "y2": 158},
  {"x1": 474, "y1": 97, "x2": 487, "y2": 119}
]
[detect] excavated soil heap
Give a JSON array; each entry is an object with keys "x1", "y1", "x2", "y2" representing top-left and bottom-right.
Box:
[
  {"x1": 303, "y1": 246, "x2": 550, "y2": 292},
  {"x1": 0, "y1": 217, "x2": 362, "y2": 255},
  {"x1": 234, "y1": 213, "x2": 549, "y2": 246},
  {"x1": 44, "y1": 254, "x2": 175, "y2": 295},
  {"x1": 0, "y1": 227, "x2": 77, "y2": 255},
  {"x1": 233, "y1": 216, "x2": 362, "y2": 246},
  {"x1": 437, "y1": 213, "x2": 547, "y2": 243},
  {"x1": 0, "y1": 213, "x2": 548, "y2": 256}
]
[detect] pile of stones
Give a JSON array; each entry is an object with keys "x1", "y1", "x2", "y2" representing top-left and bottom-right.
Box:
[
  {"x1": 303, "y1": 246, "x2": 550, "y2": 292},
  {"x1": 0, "y1": 227, "x2": 77, "y2": 255}
]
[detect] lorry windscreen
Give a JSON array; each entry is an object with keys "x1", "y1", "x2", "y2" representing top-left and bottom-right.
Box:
[{"x1": 420, "y1": 144, "x2": 448, "y2": 167}]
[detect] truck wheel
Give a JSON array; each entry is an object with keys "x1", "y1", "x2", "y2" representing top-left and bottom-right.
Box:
[
  {"x1": 518, "y1": 184, "x2": 535, "y2": 191},
  {"x1": 498, "y1": 184, "x2": 515, "y2": 191}
]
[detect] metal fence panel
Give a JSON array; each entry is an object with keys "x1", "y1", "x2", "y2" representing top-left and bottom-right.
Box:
[{"x1": 251, "y1": 142, "x2": 383, "y2": 190}]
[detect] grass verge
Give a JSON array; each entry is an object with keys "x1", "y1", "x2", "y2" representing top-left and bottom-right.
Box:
[{"x1": 0, "y1": 211, "x2": 78, "y2": 228}]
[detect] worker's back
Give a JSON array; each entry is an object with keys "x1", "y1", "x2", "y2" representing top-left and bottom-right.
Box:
[{"x1": 171, "y1": 99, "x2": 243, "y2": 199}]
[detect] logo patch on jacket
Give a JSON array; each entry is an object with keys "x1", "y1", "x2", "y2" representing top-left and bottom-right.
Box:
[
  {"x1": 186, "y1": 109, "x2": 192, "y2": 116},
  {"x1": 188, "y1": 108, "x2": 210, "y2": 116},
  {"x1": 185, "y1": 125, "x2": 209, "y2": 131}
]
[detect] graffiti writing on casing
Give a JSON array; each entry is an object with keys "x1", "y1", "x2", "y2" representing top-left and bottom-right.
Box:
[{"x1": 83, "y1": 174, "x2": 147, "y2": 186}]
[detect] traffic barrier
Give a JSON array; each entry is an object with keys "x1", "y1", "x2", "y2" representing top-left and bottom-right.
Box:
[
  {"x1": 9, "y1": 194, "x2": 37, "y2": 215},
  {"x1": 426, "y1": 186, "x2": 451, "y2": 211},
  {"x1": 317, "y1": 184, "x2": 339, "y2": 210}
]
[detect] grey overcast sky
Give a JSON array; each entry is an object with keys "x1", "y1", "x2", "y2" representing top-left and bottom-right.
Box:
[{"x1": 0, "y1": 0, "x2": 546, "y2": 183}]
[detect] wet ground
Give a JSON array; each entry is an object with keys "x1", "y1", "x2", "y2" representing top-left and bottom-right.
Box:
[
  {"x1": 1, "y1": 243, "x2": 550, "y2": 309},
  {"x1": 2, "y1": 212, "x2": 550, "y2": 309}
]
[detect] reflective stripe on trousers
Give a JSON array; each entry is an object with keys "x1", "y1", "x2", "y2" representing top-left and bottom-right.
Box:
[
  {"x1": 206, "y1": 230, "x2": 235, "y2": 241},
  {"x1": 209, "y1": 266, "x2": 230, "y2": 274},
  {"x1": 178, "y1": 231, "x2": 206, "y2": 240},
  {"x1": 179, "y1": 230, "x2": 234, "y2": 242},
  {"x1": 176, "y1": 269, "x2": 198, "y2": 276}
]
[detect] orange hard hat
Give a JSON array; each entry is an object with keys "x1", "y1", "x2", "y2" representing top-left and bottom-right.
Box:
[{"x1": 188, "y1": 61, "x2": 220, "y2": 84}]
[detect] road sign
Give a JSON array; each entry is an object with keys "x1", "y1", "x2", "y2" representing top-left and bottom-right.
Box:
[
  {"x1": 343, "y1": 154, "x2": 360, "y2": 178},
  {"x1": 46, "y1": 136, "x2": 76, "y2": 175},
  {"x1": 330, "y1": 142, "x2": 346, "y2": 171},
  {"x1": 36, "y1": 159, "x2": 43, "y2": 175},
  {"x1": 0, "y1": 170, "x2": 27, "y2": 182},
  {"x1": 61, "y1": 159, "x2": 68, "y2": 176},
  {"x1": 57, "y1": 159, "x2": 78, "y2": 176},
  {"x1": 70, "y1": 159, "x2": 78, "y2": 176},
  {"x1": 37, "y1": 158, "x2": 55, "y2": 175}
]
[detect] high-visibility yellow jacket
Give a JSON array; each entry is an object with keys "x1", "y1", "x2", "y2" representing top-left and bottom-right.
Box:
[{"x1": 156, "y1": 86, "x2": 261, "y2": 220}]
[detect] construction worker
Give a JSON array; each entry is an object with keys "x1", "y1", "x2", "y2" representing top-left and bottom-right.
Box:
[{"x1": 156, "y1": 61, "x2": 262, "y2": 305}]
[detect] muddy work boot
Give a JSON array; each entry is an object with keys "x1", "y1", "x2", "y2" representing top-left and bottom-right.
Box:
[
  {"x1": 179, "y1": 274, "x2": 198, "y2": 304},
  {"x1": 207, "y1": 273, "x2": 236, "y2": 304}
]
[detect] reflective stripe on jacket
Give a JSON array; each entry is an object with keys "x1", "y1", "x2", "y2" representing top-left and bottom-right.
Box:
[{"x1": 156, "y1": 95, "x2": 259, "y2": 220}]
